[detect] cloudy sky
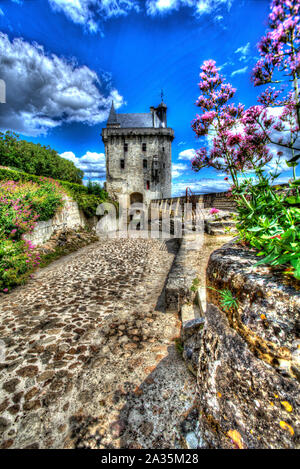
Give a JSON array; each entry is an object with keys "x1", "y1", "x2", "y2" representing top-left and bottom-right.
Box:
[{"x1": 0, "y1": 0, "x2": 295, "y2": 194}]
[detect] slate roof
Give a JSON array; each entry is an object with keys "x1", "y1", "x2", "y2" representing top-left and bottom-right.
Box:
[
  {"x1": 116, "y1": 113, "x2": 153, "y2": 128},
  {"x1": 107, "y1": 102, "x2": 153, "y2": 128}
]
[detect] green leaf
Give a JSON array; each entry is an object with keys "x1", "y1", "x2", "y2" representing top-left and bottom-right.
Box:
[
  {"x1": 290, "y1": 179, "x2": 300, "y2": 186},
  {"x1": 287, "y1": 154, "x2": 300, "y2": 165},
  {"x1": 285, "y1": 196, "x2": 300, "y2": 205},
  {"x1": 255, "y1": 253, "x2": 278, "y2": 266},
  {"x1": 248, "y1": 226, "x2": 263, "y2": 232}
]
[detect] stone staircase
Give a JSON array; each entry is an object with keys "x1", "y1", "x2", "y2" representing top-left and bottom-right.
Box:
[{"x1": 204, "y1": 210, "x2": 237, "y2": 236}]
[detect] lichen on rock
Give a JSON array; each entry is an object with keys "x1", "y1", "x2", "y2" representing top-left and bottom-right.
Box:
[{"x1": 197, "y1": 240, "x2": 300, "y2": 449}]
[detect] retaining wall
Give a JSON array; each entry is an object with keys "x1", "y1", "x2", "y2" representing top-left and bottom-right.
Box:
[{"x1": 24, "y1": 196, "x2": 90, "y2": 247}]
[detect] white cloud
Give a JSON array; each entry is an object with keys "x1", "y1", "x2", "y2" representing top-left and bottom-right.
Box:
[
  {"x1": 265, "y1": 155, "x2": 289, "y2": 174},
  {"x1": 60, "y1": 151, "x2": 78, "y2": 165},
  {"x1": 231, "y1": 66, "x2": 248, "y2": 77},
  {"x1": 266, "y1": 142, "x2": 297, "y2": 175},
  {"x1": 12, "y1": 0, "x2": 233, "y2": 30},
  {"x1": 235, "y1": 42, "x2": 250, "y2": 62},
  {"x1": 260, "y1": 106, "x2": 299, "y2": 174},
  {"x1": 171, "y1": 171, "x2": 293, "y2": 197},
  {"x1": 61, "y1": 150, "x2": 106, "y2": 179},
  {"x1": 146, "y1": 0, "x2": 232, "y2": 16},
  {"x1": 146, "y1": 0, "x2": 179, "y2": 15},
  {"x1": 178, "y1": 148, "x2": 196, "y2": 161},
  {"x1": 172, "y1": 162, "x2": 189, "y2": 178},
  {"x1": 172, "y1": 177, "x2": 230, "y2": 196},
  {"x1": 0, "y1": 33, "x2": 124, "y2": 136},
  {"x1": 49, "y1": 0, "x2": 140, "y2": 32},
  {"x1": 0, "y1": 8, "x2": 4, "y2": 16}
]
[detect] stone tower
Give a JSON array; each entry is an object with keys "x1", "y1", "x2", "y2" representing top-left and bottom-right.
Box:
[{"x1": 101, "y1": 101, "x2": 174, "y2": 205}]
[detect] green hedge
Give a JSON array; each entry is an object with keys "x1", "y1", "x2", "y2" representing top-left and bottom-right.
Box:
[{"x1": 0, "y1": 167, "x2": 109, "y2": 218}]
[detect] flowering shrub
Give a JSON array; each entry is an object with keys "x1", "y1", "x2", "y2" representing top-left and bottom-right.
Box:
[
  {"x1": 191, "y1": 57, "x2": 300, "y2": 278},
  {"x1": 0, "y1": 180, "x2": 64, "y2": 233},
  {"x1": 249, "y1": 0, "x2": 300, "y2": 174},
  {"x1": 191, "y1": 60, "x2": 271, "y2": 187},
  {"x1": 0, "y1": 167, "x2": 108, "y2": 218},
  {"x1": 0, "y1": 179, "x2": 64, "y2": 291},
  {"x1": 0, "y1": 238, "x2": 41, "y2": 291},
  {"x1": 191, "y1": 0, "x2": 300, "y2": 280}
]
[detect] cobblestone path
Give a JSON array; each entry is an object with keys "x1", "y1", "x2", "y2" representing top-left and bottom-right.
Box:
[{"x1": 0, "y1": 238, "x2": 197, "y2": 449}]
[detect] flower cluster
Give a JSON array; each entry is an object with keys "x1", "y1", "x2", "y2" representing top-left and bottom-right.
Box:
[
  {"x1": 209, "y1": 208, "x2": 220, "y2": 215},
  {"x1": 0, "y1": 180, "x2": 41, "y2": 237},
  {"x1": 0, "y1": 178, "x2": 64, "y2": 292},
  {"x1": 252, "y1": 0, "x2": 300, "y2": 144},
  {"x1": 252, "y1": 0, "x2": 300, "y2": 87},
  {"x1": 191, "y1": 60, "x2": 267, "y2": 184}
]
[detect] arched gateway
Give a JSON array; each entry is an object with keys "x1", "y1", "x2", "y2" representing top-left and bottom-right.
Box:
[{"x1": 130, "y1": 192, "x2": 143, "y2": 205}]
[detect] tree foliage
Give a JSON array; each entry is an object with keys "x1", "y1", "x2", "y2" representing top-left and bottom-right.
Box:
[{"x1": 0, "y1": 131, "x2": 84, "y2": 184}]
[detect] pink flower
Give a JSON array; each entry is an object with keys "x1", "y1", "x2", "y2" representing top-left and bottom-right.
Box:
[
  {"x1": 3, "y1": 288, "x2": 8, "y2": 293},
  {"x1": 210, "y1": 208, "x2": 220, "y2": 214}
]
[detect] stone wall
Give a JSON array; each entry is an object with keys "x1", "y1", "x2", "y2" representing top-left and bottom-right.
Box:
[
  {"x1": 197, "y1": 241, "x2": 300, "y2": 449},
  {"x1": 151, "y1": 183, "x2": 291, "y2": 213},
  {"x1": 151, "y1": 190, "x2": 236, "y2": 212},
  {"x1": 165, "y1": 233, "x2": 202, "y2": 313},
  {"x1": 202, "y1": 191, "x2": 236, "y2": 211},
  {"x1": 24, "y1": 196, "x2": 89, "y2": 247}
]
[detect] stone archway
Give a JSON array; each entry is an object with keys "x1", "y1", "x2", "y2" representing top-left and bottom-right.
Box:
[
  {"x1": 130, "y1": 192, "x2": 143, "y2": 204},
  {"x1": 129, "y1": 192, "x2": 144, "y2": 229}
]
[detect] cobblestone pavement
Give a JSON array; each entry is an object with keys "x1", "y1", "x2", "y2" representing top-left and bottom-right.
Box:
[{"x1": 0, "y1": 238, "x2": 197, "y2": 449}]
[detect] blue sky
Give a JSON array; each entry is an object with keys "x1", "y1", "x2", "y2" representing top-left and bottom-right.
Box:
[{"x1": 0, "y1": 0, "x2": 295, "y2": 194}]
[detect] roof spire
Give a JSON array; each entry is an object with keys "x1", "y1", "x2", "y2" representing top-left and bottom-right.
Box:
[
  {"x1": 161, "y1": 89, "x2": 164, "y2": 102},
  {"x1": 107, "y1": 101, "x2": 118, "y2": 124}
]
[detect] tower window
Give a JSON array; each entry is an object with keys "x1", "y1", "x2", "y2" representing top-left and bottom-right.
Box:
[
  {"x1": 162, "y1": 147, "x2": 165, "y2": 152},
  {"x1": 120, "y1": 159, "x2": 125, "y2": 169},
  {"x1": 142, "y1": 143, "x2": 147, "y2": 152},
  {"x1": 146, "y1": 180, "x2": 150, "y2": 190},
  {"x1": 143, "y1": 159, "x2": 147, "y2": 169},
  {"x1": 124, "y1": 143, "x2": 128, "y2": 152}
]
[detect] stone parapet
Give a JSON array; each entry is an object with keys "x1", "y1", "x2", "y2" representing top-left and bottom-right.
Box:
[
  {"x1": 151, "y1": 190, "x2": 236, "y2": 212},
  {"x1": 102, "y1": 127, "x2": 174, "y2": 141},
  {"x1": 165, "y1": 233, "x2": 203, "y2": 313}
]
